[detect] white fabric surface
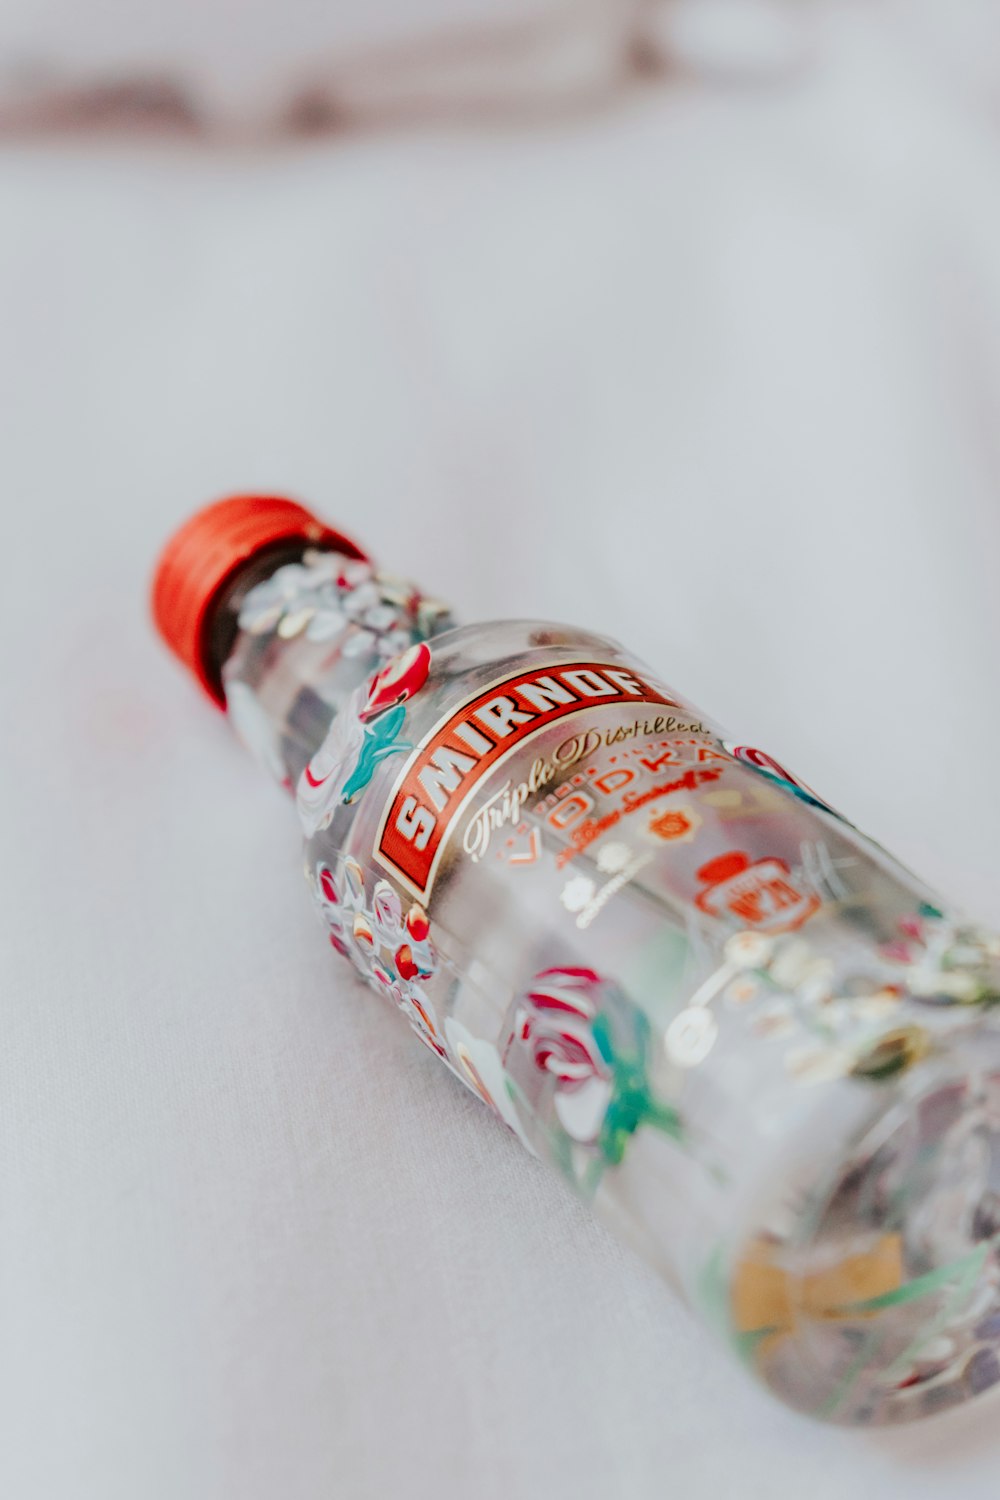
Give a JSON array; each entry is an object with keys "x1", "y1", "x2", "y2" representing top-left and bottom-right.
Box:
[{"x1": 5, "y1": 11, "x2": 1000, "y2": 1498}]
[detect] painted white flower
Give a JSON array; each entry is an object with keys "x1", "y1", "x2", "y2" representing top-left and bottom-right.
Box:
[
  {"x1": 502, "y1": 968, "x2": 614, "y2": 1147},
  {"x1": 238, "y1": 561, "x2": 316, "y2": 635},
  {"x1": 297, "y1": 683, "x2": 368, "y2": 837},
  {"x1": 342, "y1": 578, "x2": 380, "y2": 617},
  {"x1": 909, "y1": 967, "x2": 980, "y2": 1002},
  {"x1": 311, "y1": 857, "x2": 368, "y2": 966},
  {"x1": 360, "y1": 603, "x2": 400, "y2": 633},
  {"x1": 311, "y1": 863, "x2": 346, "y2": 940},
  {"x1": 377, "y1": 626, "x2": 416, "y2": 660},
  {"x1": 339, "y1": 559, "x2": 375, "y2": 589},
  {"x1": 853, "y1": 986, "x2": 904, "y2": 1021},
  {"x1": 596, "y1": 841, "x2": 632, "y2": 875},
  {"x1": 665, "y1": 1006, "x2": 718, "y2": 1068},
  {"x1": 371, "y1": 879, "x2": 403, "y2": 944},
  {"x1": 300, "y1": 596, "x2": 348, "y2": 643},
  {"x1": 751, "y1": 998, "x2": 797, "y2": 1039},
  {"x1": 813, "y1": 998, "x2": 854, "y2": 1032},
  {"x1": 367, "y1": 966, "x2": 449, "y2": 1060},
  {"x1": 341, "y1": 628, "x2": 380, "y2": 658},
  {"x1": 553, "y1": 1075, "x2": 613, "y2": 1144},
  {"x1": 724, "y1": 974, "x2": 761, "y2": 1008},
  {"x1": 785, "y1": 1043, "x2": 853, "y2": 1085},
  {"x1": 239, "y1": 552, "x2": 345, "y2": 636},
  {"x1": 561, "y1": 875, "x2": 596, "y2": 914},
  {"x1": 724, "y1": 931, "x2": 775, "y2": 969},
  {"x1": 797, "y1": 966, "x2": 836, "y2": 1007},
  {"x1": 444, "y1": 1017, "x2": 535, "y2": 1151},
  {"x1": 769, "y1": 939, "x2": 815, "y2": 989},
  {"x1": 237, "y1": 549, "x2": 425, "y2": 660}
]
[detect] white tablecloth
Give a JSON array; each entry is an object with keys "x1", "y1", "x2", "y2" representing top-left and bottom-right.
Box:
[{"x1": 5, "y1": 12, "x2": 1000, "y2": 1497}]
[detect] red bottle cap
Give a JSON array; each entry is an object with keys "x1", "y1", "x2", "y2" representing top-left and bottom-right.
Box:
[{"x1": 151, "y1": 494, "x2": 367, "y2": 706}]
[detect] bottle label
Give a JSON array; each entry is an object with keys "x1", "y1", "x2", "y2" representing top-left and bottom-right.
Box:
[{"x1": 374, "y1": 659, "x2": 682, "y2": 901}]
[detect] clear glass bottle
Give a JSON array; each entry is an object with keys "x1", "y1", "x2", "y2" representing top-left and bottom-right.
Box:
[{"x1": 154, "y1": 495, "x2": 1000, "y2": 1425}]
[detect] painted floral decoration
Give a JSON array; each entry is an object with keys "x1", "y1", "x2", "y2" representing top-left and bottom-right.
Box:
[
  {"x1": 707, "y1": 928, "x2": 937, "y2": 1086},
  {"x1": 442, "y1": 1016, "x2": 534, "y2": 1150},
  {"x1": 880, "y1": 904, "x2": 1000, "y2": 1006},
  {"x1": 298, "y1": 642, "x2": 432, "y2": 835},
  {"x1": 503, "y1": 967, "x2": 681, "y2": 1189},
  {"x1": 311, "y1": 855, "x2": 446, "y2": 1057},
  {"x1": 680, "y1": 909, "x2": 1000, "y2": 1089},
  {"x1": 722, "y1": 742, "x2": 846, "y2": 821},
  {"x1": 310, "y1": 856, "x2": 534, "y2": 1148},
  {"x1": 237, "y1": 548, "x2": 444, "y2": 659}
]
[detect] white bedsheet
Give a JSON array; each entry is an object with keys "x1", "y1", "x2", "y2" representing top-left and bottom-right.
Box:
[{"x1": 4, "y1": 10, "x2": 1000, "y2": 1497}]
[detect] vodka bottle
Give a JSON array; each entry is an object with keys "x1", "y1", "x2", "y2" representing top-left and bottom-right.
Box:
[{"x1": 153, "y1": 494, "x2": 1000, "y2": 1425}]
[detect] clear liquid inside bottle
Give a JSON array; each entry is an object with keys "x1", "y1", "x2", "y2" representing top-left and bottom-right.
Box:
[{"x1": 215, "y1": 544, "x2": 1000, "y2": 1425}]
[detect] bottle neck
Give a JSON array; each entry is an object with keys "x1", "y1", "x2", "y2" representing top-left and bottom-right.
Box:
[{"x1": 210, "y1": 544, "x2": 453, "y2": 793}]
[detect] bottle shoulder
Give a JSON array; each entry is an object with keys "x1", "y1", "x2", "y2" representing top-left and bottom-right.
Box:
[{"x1": 414, "y1": 618, "x2": 634, "y2": 684}]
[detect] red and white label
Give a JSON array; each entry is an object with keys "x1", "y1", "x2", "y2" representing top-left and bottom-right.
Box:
[{"x1": 374, "y1": 660, "x2": 679, "y2": 900}]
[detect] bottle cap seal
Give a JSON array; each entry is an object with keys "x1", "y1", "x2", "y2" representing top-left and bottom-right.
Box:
[{"x1": 151, "y1": 494, "x2": 366, "y2": 706}]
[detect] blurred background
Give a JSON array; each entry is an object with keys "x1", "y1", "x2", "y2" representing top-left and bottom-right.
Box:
[{"x1": 5, "y1": 3, "x2": 1000, "y2": 1498}]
